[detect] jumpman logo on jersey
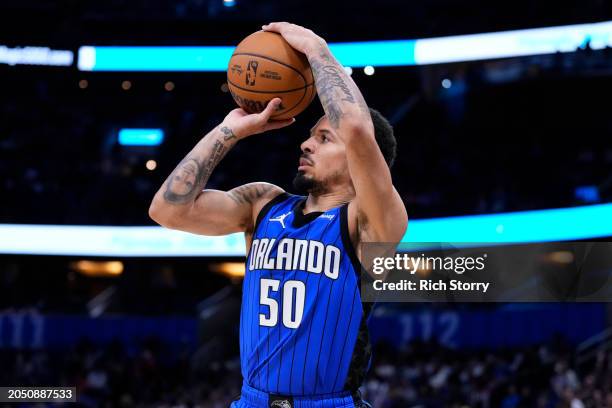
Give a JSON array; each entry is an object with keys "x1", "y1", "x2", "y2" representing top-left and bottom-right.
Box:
[{"x1": 269, "y1": 211, "x2": 291, "y2": 228}]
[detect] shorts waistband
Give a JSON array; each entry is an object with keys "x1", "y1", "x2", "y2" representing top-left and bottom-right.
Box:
[{"x1": 240, "y1": 382, "x2": 356, "y2": 408}]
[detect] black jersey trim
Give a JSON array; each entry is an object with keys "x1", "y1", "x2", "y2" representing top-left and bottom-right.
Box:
[
  {"x1": 340, "y1": 204, "x2": 377, "y2": 292},
  {"x1": 340, "y1": 203, "x2": 363, "y2": 281},
  {"x1": 253, "y1": 192, "x2": 290, "y2": 234},
  {"x1": 344, "y1": 307, "x2": 373, "y2": 392},
  {"x1": 340, "y1": 203, "x2": 375, "y2": 393},
  {"x1": 291, "y1": 196, "x2": 323, "y2": 228}
]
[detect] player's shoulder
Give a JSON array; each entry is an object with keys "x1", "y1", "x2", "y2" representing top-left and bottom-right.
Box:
[
  {"x1": 229, "y1": 182, "x2": 288, "y2": 233},
  {"x1": 229, "y1": 182, "x2": 285, "y2": 207}
]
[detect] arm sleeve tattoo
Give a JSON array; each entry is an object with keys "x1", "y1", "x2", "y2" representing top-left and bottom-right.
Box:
[
  {"x1": 228, "y1": 183, "x2": 275, "y2": 205},
  {"x1": 162, "y1": 126, "x2": 237, "y2": 204},
  {"x1": 307, "y1": 47, "x2": 370, "y2": 129}
]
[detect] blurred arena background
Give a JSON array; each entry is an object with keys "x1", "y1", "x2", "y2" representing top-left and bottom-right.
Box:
[{"x1": 1, "y1": 0, "x2": 612, "y2": 407}]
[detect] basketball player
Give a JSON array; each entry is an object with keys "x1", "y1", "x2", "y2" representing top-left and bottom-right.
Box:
[{"x1": 149, "y1": 22, "x2": 407, "y2": 408}]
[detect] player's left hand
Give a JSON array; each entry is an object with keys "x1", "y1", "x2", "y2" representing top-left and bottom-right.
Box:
[
  {"x1": 262, "y1": 22, "x2": 326, "y2": 56},
  {"x1": 222, "y1": 98, "x2": 295, "y2": 139}
]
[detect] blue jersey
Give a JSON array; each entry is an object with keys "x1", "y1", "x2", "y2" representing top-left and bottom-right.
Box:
[{"x1": 240, "y1": 193, "x2": 372, "y2": 396}]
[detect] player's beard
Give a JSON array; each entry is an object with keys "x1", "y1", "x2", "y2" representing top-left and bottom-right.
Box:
[{"x1": 293, "y1": 171, "x2": 325, "y2": 195}]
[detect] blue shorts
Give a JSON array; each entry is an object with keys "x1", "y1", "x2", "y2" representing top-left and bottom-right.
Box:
[{"x1": 230, "y1": 383, "x2": 371, "y2": 408}]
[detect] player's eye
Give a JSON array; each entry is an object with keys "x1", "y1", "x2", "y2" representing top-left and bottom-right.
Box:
[{"x1": 321, "y1": 134, "x2": 328, "y2": 143}]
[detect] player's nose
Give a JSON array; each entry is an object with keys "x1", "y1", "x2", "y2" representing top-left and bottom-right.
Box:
[{"x1": 300, "y1": 136, "x2": 316, "y2": 154}]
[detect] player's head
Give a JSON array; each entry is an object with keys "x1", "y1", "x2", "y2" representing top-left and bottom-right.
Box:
[{"x1": 293, "y1": 108, "x2": 396, "y2": 195}]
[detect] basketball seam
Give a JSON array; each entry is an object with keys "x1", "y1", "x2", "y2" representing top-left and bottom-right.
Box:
[
  {"x1": 270, "y1": 83, "x2": 310, "y2": 119},
  {"x1": 228, "y1": 81, "x2": 311, "y2": 117},
  {"x1": 227, "y1": 79, "x2": 314, "y2": 94},
  {"x1": 273, "y1": 79, "x2": 317, "y2": 118}
]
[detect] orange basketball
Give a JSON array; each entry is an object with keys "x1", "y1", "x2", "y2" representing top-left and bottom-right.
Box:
[{"x1": 227, "y1": 31, "x2": 316, "y2": 120}]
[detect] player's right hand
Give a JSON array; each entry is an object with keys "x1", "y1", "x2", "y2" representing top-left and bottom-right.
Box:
[{"x1": 221, "y1": 98, "x2": 295, "y2": 139}]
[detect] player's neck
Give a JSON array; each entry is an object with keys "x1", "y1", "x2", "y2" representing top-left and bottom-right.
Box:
[{"x1": 304, "y1": 188, "x2": 354, "y2": 213}]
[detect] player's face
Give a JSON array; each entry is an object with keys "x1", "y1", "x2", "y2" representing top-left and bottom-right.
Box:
[{"x1": 293, "y1": 116, "x2": 351, "y2": 194}]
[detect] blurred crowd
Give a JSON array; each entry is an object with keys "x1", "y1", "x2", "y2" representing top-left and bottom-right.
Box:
[
  {"x1": 1, "y1": 337, "x2": 611, "y2": 408},
  {"x1": 0, "y1": 338, "x2": 241, "y2": 408},
  {"x1": 364, "y1": 340, "x2": 612, "y2": 408}
]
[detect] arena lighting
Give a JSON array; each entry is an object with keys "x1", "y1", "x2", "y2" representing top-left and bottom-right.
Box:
[
  {"x1": 210, "y1": 262, "x2": 246, "y2": 278},
  {"x1": 78, "y1": 45, "x2": 236, "y2": 71},
  {"x1": 575, "y1": 185, "x2": 600, "y2": 203},
  {"x1": 0, "y1": 203, "x2": 611, "y2": 256},
  {"x1": 70, "y1": 260, "x2": 124, "y2": 277},
  {"x1": 118, "y1": 128, "x2": 164, "y2": 146},
  {"x1": 145, "y1": 159, "x2": 157, "y2": 170},
  {"x1": 0, "y1": 45, "x2": 73, "y2": 67},
  {"x1": 77, "y1": 20, "x2": 612, "y2": 71},
  {"x1": 0, "y1": 225, "x2": 247, "y2": 256},
  {"x1": 544, "y1": 251, "x2": 575, "y2": 264}
]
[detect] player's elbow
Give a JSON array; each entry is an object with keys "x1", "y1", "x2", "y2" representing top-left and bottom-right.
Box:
[
  {"x1": 148, "y1": 203, "x2": 167, "y2": 227},
  {"x1": 148, "y1": 199, "x2": 180, "y2": 229}
]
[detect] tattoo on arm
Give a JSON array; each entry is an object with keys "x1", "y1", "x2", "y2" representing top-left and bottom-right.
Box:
[
  {"x1": 228, "y1": 184, "x2": 275, "y2": 205},
  {"x1": 220, "y1": 126, "x2": 237, "y2": 141},
  {"x1": 308, "y1": 48, "x2": 369, "y2": 129},
  {"x1": 163, "y1": 128, "x2": 235, "y2": 204}
]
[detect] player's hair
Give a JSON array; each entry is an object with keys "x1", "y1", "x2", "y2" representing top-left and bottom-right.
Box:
[{"x1": 369, "y1": 108, "x2": 397, "y2": 168}]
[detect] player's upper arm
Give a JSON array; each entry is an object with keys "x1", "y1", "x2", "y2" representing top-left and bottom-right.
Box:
[
  {"x1": 150, "y1": 182, "x2": 284, "y2": 236},
  {"x1": 344, "y1": 121, "x2": 407, "y2": 243}
]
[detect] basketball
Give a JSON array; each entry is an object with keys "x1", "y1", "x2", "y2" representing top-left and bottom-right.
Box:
[{"x1": 227, "y1": 30, "x2": 315, "y2": 120}]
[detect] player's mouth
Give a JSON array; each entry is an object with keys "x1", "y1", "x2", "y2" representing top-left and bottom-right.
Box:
[{"x1": 298, "y1": 156, "x2": 313, "y2": 170}]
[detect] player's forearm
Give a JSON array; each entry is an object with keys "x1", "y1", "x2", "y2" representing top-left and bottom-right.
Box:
[
  {"x1": 306, "y1": 44, "x2": 373, "y2": 133},
  {"x1": 150, "y1": 124, "x2": 238, "y2": 214},
  {"x1": 307, "y1": 45, "x2": 392, "y2": 196}
]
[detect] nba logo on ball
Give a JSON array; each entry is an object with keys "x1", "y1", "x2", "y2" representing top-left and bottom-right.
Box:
[
  {"x1": 246, "y1": 60, "x2": 258, "y2": 86},
  {"x1": 227, "y1": 31, "x2": 316, "y2": 120}
]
